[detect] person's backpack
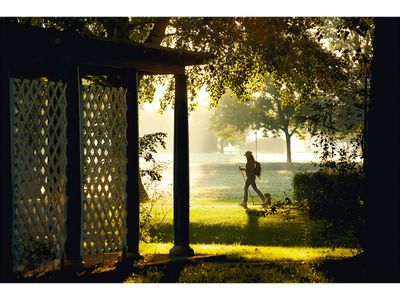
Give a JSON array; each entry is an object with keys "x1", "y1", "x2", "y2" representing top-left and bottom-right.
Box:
[{"x1": 254, "y1": 161, "x2": 261, "y2": 178}]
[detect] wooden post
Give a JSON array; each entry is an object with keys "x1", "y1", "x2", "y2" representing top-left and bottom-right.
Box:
[
  {"x1": 0, "y1": 23, "x2": 14, "y2": 281},
  {"x1": 170, "y1": 74, "x2": 194, "y2": 256},
  {"x1": 124, "y1": 70, "x2": 141, "y2": 260},
  {"x1": 64, "y1": 66, "x2": 84, "y2": 268}
]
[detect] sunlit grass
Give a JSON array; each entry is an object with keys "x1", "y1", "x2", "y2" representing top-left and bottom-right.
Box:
[
  {"x1": 150, "y1": 201, "x2": 294, "y2": 225},
  {"x1": 140, "y1": 242, "x2": 360, "y2": 262},
  {"x1": 146, "y1": 197, "x2": 359, "y2": 248},
  {"x1": 140, "y1": 161, "x2": 361, "y2": 272}
]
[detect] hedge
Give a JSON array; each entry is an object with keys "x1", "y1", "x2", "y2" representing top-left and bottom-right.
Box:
[{"x1": 292, "y1": 170, "x2": 364, "y2": 222}]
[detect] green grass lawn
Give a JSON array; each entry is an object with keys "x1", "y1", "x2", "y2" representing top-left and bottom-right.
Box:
[
  {"x1": 135, "y1": 161, "x2": 362, "y2": 283},
  {"x1": 143, "y1": 197, "x2": 360, "y2": 249},
  {"x1": 140, "y1": 198, "x2": 361, "y2": 282},
  {"x1": 133, "y1": 201, "x2": 361, "y2": 283}
]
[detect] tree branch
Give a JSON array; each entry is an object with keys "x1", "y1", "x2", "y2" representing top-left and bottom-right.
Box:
[
  {"x1": 289, "y1": 124, "x2": 299, "y2": 137},
  {"x1": 144, "y1": 17, "x2": 171, "y2": 45}
]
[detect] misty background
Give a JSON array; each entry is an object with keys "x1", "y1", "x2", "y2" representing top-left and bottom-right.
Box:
[
  {"x1": 139, "y1": 98, "x2": 318, "y2": 161},
  {"x1": 138, "y1": 96, "x2": 319, "y2": 202}
]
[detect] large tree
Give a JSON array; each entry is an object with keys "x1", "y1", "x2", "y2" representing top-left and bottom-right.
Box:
[
  {"x1": 252, "y1": 79, "x2": 309, "y2": 163},
  {"x1": 17, "y1": 17, "x2": 348, "y2": 112},
  {"x1": 208, "y1": 78, "x2": 310, "y2": 163},
  {"x1": 366, "y1": 17, "x2": 400, "y2": 282}
]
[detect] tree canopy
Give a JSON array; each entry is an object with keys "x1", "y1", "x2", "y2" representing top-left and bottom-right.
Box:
[
  {"x1": 208, "y1": 77, "x2": 311, "y2": 163},
  {"x1": 17, "y1": 17, "x2": 350, "y2": 105},
  {"x1": 16, "y1": 17, "x2": 373, "y2": 163}
]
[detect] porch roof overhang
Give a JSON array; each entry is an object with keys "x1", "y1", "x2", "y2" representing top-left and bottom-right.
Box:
[{"x1": 1, "y1": 20, "x2": 212, "y2": 77}]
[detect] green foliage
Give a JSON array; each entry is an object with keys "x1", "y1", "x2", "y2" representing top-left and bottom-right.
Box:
[
  {"x1": 305, "y1": 17, "x2": 374, "y2": 163},
  {"x1": 138, "y1": 132, "x2": 169, "y2": 242},
  {"x1": 18, "y1": 17, "x2": 357, "y2": 118},
  {"x1": 139, "y1": 177, "x2": 171, "y2": 243},
  {"x1": 139, "y1": 132, "x2": 167, "y2": 182},
  {"x1": 172, "y1": 17, "x2": 347, "y2": 106},
  {"x1": 26, "y1": 17, "x2": 346, "y2": 108},
  {"x1": 292, "y1": 164, "x2": 365, "y2": 246},
  {"x1": 315, "y1": 18, "x2": 374, "y2": 77},
  {"x1": 209, "y1": 94, "x2": 251, "y2": 130},
  {"x1": 293, "y1": 166, "x2": 364, "y2": 220}
]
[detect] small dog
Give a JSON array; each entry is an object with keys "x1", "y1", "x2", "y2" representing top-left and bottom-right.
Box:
[{"x1": 264, "y1": 193, "x2": 272, "y2": 205}]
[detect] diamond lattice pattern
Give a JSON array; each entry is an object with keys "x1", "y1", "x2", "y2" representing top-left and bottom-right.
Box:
[
  {"x1": 10, "y1": 78, "x2": 68, "y2": 267},
  {"x1": 81, "y1": 84, "x2": 128, "y2": 255}
]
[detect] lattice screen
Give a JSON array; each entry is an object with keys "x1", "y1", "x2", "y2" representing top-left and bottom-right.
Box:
[
  {"x1": 10, "y1": 78, "x2": 68, "y2": 268},
  {"x1": 80, "y1": 84, "x2": 128, "y2": 255}
]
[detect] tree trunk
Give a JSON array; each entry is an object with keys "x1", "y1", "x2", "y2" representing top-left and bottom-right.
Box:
[
  {"x1": 219, "y1": 140, "x2": 225, "y2": 154},
  {"x1": 284, "y1": 131, "x2": 292, "y2": 164},
  {"x1": 113, "y1": 18, "x2": 130, "y2": 40},
  {"x1": 144, "y1": 18, "x2": 170, "y2": 44},
  {"x1": 274, "y1": 94, "x2": 292, "y2": 164},
  {"x1": 366, "y1": 17, "x2": 400, "y2": 282}
]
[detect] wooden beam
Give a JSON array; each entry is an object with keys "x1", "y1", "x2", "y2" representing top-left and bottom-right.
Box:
[
  {"x1": 123, "y1": 70, "x2": 141, "y2": 260},
  {"x1": 170, "y1": 74, "x2": 194, "y2": 257},
  {"x1": 80, "y1": 62, "x2": 185, "y2": 76},
  {"x1": 0, "y1": 23, "x2": 14, "y2": 281},
  {"x1": 2, "y1": 21, "x2": 207, "y2": 76}
]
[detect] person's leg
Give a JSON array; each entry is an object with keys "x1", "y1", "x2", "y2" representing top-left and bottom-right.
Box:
[
  {"x1": 241, "y1": 178, "x2": 250, "y2": 208},
  {"x1": 250, "y1": 180, "x2": 268, "y2": 204}
]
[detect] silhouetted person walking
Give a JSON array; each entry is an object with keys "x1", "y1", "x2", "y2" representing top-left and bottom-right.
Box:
[{"x1": 239, "y1": 151, "x2": 269, "y2": 209}]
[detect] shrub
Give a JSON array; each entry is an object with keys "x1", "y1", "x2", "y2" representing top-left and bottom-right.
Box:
[
  {"x1": 293, "y1": 171, "x2": 364, "y2": 222},
  {"x1": 292, "y1": 162, "x2": 365, "y2": 247}
]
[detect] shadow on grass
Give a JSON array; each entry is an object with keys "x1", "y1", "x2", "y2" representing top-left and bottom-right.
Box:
[
  {"x1": 151, "y1": 223, "x2": 305, "y2": 247},
  {"x1": 149, "y1": 212, "x2": 356, "y2": 248}
]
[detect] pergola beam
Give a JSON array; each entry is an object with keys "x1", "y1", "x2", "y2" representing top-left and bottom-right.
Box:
[{"x1": 3, "y1": 21, "x2": 207, "y2": 77}]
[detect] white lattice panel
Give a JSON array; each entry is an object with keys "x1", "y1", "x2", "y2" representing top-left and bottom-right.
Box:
[
  {"x1": 10, "y1": 78, "x2": 68, "y2": 268},
  {"x1": 81, "y1": 84, "x2": 128, "y2": 255}
]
